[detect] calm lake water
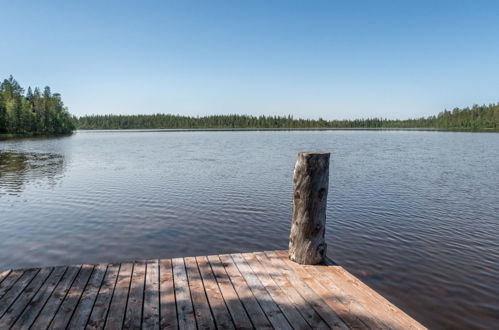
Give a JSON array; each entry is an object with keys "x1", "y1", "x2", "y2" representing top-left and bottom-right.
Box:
[{"x1": 0, "y1": 130, "x2": 498, "y2": 328}]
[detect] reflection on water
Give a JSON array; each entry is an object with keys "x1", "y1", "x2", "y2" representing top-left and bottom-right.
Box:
[
  {"x1": 0, "y1": 130, "x2": 498, "y2": 329},
  {"x1": 0, "y1": 151, "x2": 65, "y2": 196}
]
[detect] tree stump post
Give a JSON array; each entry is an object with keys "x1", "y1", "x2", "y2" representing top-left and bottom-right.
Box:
[{"x1": 289, "y1": 152, "x2": 330, "y2": 265}]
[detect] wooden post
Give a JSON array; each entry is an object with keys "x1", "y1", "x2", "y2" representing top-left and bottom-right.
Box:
[{"x1": 289, "y1": 152, "x2": 330, "y2": 265}]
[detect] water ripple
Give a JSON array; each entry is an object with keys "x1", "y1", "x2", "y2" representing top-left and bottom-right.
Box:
[{"x1": 0, "y1": 131, "x2": 498, "y2": 329}]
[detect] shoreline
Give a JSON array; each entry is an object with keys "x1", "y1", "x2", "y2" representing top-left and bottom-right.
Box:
[
  {"x1": 76, "y1": 127, "x2": 498, "y2": 133},
  {"x1": 0, "y1": 133, "x2": 73, "y2": 141},
  {"x1": 1, "y1": 127, "x2": 497, "y2": 141}
]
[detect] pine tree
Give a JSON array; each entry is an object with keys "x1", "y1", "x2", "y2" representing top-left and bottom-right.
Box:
[{"x1": 0, "y1": 76, "x2": 75, "y2": 135}]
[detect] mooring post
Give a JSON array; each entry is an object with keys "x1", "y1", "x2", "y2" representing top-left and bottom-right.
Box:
[{"x1": 289, "y1": 151, "x2": 330, "y2": 265}]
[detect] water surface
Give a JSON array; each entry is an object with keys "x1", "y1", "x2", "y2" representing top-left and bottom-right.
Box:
[{"x1": 1, "y1": 130, "x2": 498, "y2": 329}]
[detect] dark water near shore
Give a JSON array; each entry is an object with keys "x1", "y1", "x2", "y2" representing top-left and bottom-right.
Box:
[{"x1": 1, "y1": 130, "x2": 498, "y2": 328}]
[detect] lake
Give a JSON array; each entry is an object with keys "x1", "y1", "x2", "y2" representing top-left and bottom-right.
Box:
[{"x1": 0, "y1": 130, "x2": 498, "y2": 328}]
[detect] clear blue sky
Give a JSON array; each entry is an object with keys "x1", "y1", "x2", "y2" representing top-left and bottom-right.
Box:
[{"x1": 1, "y1": 1, "x2": 498, "y2": 119}]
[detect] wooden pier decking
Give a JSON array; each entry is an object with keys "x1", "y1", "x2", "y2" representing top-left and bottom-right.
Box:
[{"x1": 0, "y1": 250, "x2": 425, "y2": 329}]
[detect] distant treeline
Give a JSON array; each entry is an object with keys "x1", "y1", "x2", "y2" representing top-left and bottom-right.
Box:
[
  {"x1": 77, "y1": 104, "x2": 498, "y2": 130},
  {"x1": 2, "y1": 75, "x2": 497, "y2": 135},
  {"x1": 0, "y1": 76, "x2": 74, "y2": 135}
]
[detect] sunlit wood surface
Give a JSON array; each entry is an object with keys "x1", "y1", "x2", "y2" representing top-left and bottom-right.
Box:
[{"x1": 0, "y1": 250, "x2": 426, "y2": 329}]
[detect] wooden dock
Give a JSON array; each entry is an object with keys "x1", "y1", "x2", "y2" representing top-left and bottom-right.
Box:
[{"x1": 0, "y1": 250, "x2": 425, "y2": 329}]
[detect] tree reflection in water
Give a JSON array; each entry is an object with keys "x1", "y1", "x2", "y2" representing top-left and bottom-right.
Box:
[{"x1": 0, "y1": 151, "x2": 65, "y2": 196}]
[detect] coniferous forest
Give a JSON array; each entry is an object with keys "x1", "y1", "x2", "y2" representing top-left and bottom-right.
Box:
[
  {"x1": 0, "y1": 76, "x2": 75, "y2": 135},
  {"x1": 77, "y1": 105, "x2": 498, "y2": 131},
  {"x1": 1, "y1": 76, "x2": 498, "y2": 135}
]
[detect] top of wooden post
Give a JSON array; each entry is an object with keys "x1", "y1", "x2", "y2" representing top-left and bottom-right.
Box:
[
  {"x1": 297, "y1": 151, "x2": 330, "y2": 156},
  {"x1": 296, "y1": 152, "x2": 331, "y2": 165}
]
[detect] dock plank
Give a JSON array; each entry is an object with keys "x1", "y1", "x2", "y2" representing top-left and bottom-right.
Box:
[
  {"x1": 0, "y1": 268, "x2": 39, "y2": 318},
  {"x1": 159, "y1": 258, "x2": 177, "y2": 330},
  {"x1": 265, "y1": 251, "x2": 353, "y2": 329},
  {"x1": 0, "y1": 250, "x2": 426, "y2": 329},
  {"x1": 243, "y1": 252, "x2": 312, "y2": 329},
  {"x1": 11, "y1": 266, "x2": 67, "y2": 329},
  {"x1": 184, "y1": 257, "x2": 216, "y2": 329},
  {"x1": 298, "y1": 259, "x2": 388, "y2": 329},
  {"x1": 48, "y1": 264, "x2": 94, "y2": 329},
  {"x1": 143, "y1": 259, "x2": 160, "y2": 330},
  {"x1": 254, "y1": 252, "x2": 329, "y2": 329},
  {"x1": 323, "y1": 255, "x2": 425, "y2": 329},
  {"x1": 218, "y1": 254, "x2": 273, "y2": 329},
  {"x1": 196, "y1": 255, "x2": 235, "y2": 329},
  {"x1": 0, "y1": 267, "x2": 52, "y2": 327},
  {"x1": 124, "y1": 261, "x2": 146, "y2": 329},
  {"x1": 67, "y1": 264, "x2": 108, "y2": 330},
  {"x1": 0, "y1": 270, "x2": 11, "y2": 285},
  {"x1": 31, "y1": 265, "x2": 81, "y2": 329},
  {"x1": 0, "y1": 270, "x2": 24, "y2": 300},
  {"x1": 207, "y1": 254, "x2": 253, "y2": 329},
  {"x1": 231, "y1": 253, "x2": 293, "y2": 330},
  {"x1": 172, "y1": 257, "x2": 196, "y2": 330},
  {"x1": 86, "y1": 263, "x2": 120, "y2": 330},
  {"x1": 274, "y1": 251, "x2": 364, "y2": 329},
  {"x1": 104, "y1": 262, "x2": 133, "y2": 330}
]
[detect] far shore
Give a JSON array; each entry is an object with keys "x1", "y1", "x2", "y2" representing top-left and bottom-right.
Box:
[
  {"x1": 1, "y1": 128, "x2": 497, "y2": 141},
  {"x1": 76, "y1": 127, "x2": 498, "y2": 133}
]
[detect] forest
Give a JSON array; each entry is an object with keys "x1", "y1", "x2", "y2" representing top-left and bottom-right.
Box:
[
  {"x1": 0, "y1": 76, "x2": 75, "y2": 135},
  {"x1": 1, "y1": 75, "x2": 497, "y2": 135},
  {"x1": 77, "y1": 105, "x2": 498, "y2": 131}
]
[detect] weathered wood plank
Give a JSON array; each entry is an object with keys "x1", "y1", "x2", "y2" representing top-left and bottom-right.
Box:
[
  {"x1": 184, "y1": 257, "x2": 215, "y2": 329},
  {"x1": 159, "y1": 258, "x2": 177, "y2": 330},
  {"x1": 298, "y1": 257, "x2": 388, "y2": 329},
  {"x1": 279, "y1": 249, "x2": 424, "y2": 330},
  {"x1": 86, "y1": 263, "x2": 120, "y2": 330},
  {"x1": 242, "y1": 252, "x2": 312, "y2": 329},
  {"x1": 0, "y1": 270, "x2": 11, "y2": 285},
  {"x1": 231, "y1": 253, "x2": 293, "y2": 330},
  {"x1": 0, "y1": 269, "x2": 24, "y2": 300},
  {"x1": 323, "y1": 255, "x2": 426, "y2": 329},
  {"x1": 0, "y1": 269, "x2": 39, "y2": 318},
  {"x1": 123, "y1": 261, "x2": 146, "y2": 329},
  {"x1": 143, "y1": 259, "x2": 160, "y2": 330},
  {"x1": 207, "y1": 254, "x2": 254, "y2": 329},
  {"x1": 67, "y1": 264, "x2": 107, "y2": 330},
  {"x1": 31, "y1": 265, "x2": 81, "y2": 329},
  {"x1": 253, "y1": 252, "x2": 329, "y2": 329},
  {"x1": 11, "y1": 266, "x2": 67, "y2": 329},
  {"x1": 172, "y1": 257, "x2": 196, "y2": 330},
  {"x1": 272, "y1": 254, "x2": 354, "y2": 329},
  {"x1": 196, "y1": 256, "x2": 235, "y2": 329},
  {"x1": 265, "y1": 251, "x2": 350, "y2": 329},
  {"x1": 48, "y1": 264, "x2": 94, "y2": 329},
  {"x1": 0, "y1": 250, "x2": 426, "y2": 330},
  {"x1": 104, "y1": 262, "x2": 133, "y2": 330},
  {"x1": 0, "y1": 267, "x2": 52, "y2": 327},
  {"x1": 218, "y1": 254, "x2": 273, "y2": 329}
]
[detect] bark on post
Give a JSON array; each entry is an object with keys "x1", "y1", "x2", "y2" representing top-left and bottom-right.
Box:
[{"x1": 289, "y1": 152, "x2": 330, "y2": 265}]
